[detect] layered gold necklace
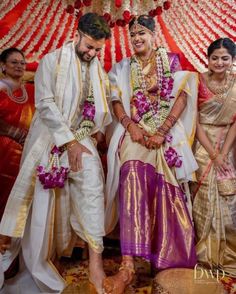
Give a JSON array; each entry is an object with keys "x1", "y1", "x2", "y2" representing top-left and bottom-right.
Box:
[
  {"x1": 1, "y1": 79, "x2": 28, "y2": 104},
  {"x1": 206, "y1": 72, "x2": 235, "y2": 103}
]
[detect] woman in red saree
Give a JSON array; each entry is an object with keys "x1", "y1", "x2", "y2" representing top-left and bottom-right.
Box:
[
  {"x1": 192, "y1": 38, "x2": 236, "y2": 277},
  {"x1": 0, "y1": 48, "x2": 34, "y2": 225}
]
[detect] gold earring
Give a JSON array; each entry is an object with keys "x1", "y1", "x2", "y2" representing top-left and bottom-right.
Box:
[
  {"x1": 208, "y1": 69, "x2": 213, "y2": 76},
  {"x1": 227, "y1": 65, "x2": 233, "y2": 75}
]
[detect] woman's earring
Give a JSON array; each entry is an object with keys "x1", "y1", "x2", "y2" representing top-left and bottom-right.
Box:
[
  {"x1": 227, "y1": 65, "x2": 233, "y2": 75},
  {"x1": 153, "y1": 40, "x2": 157, "y2": 50},
  {"x1": 208, "y1": 68, "x2": 213, "y2": 76}
]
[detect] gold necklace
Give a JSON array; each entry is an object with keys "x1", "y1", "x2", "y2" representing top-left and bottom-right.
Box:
[
  {"x1": 207, "y1": 73, "x2": 234, "y2": 103},
  {"x1": 1, "y1": 79, "x2": 28, "y2": 104},
  {"x1": 136, "y1": 50, "x2": 155, "y2": 67}
]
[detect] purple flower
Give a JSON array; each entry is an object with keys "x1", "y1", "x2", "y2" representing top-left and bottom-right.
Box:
[
  {"x1": 165, "y1": 133, "x2": 173, "y2": 143},
  {"x1": 160, "y1": 89, "x2": 167, "y2": 97},
  {"x1": 82, "y1": 101, "x2": 95, "y2": 120},
  {"x1": 169, "y1": 77, "x2": 174, "y2": 85},
  {"x1": 134, "y1": 92, "x2": 151, "y2": 115},
  {"x1": 136, "y1": 91, "x2": 144, "y2": 99},
  {"x1": 175, "y1": 157, "x2": 182, "y2": 168},
  {"x1": 164, "y1": 146, "x2": 182, "y2": 168},
  {"x1": 132, "y1": 112, "x2": 142, "y2": 123},
  {"x1": 160, "y1": 77, "x2": 174, "y2": 101},
  {"x1": 36, "y1": 165, "x2": 69, "y2": 189},
  {"x1": 51, "y1": 146, "x2": 61, "y2": 155}
]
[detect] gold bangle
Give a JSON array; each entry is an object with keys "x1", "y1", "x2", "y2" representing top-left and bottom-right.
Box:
[
  {"x1": 166, "y1": 114, "x2": 177, "y2": 126},
  {"x1": 156, "y1": 131, "x2": 165, "y2": 138},
  {"x1": 67, "y1": 140, "x2": 77, "y2": 149},
  {"x1": 121, "y1": 116, "x2": 134, "y2": 131},
  {"x1": 158, "y1": 126, "x2": 168, "y2": 136}
]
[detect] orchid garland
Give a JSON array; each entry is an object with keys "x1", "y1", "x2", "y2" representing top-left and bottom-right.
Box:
[
  {"x1": 130, "y1": 47, "x2": 174, "y2": 135},
  {"x1": 74, "y1": 88, "x2": 95, "y2": 141},
  {"x1": 37, "y1": 87, "x2": 96, "y2": 189},
  {"x1": 37, "y1": 146, "x2": 69, "y2": 189},
  {"x1": 130, "y1": 47, "x2": 182, "y2": 168}
]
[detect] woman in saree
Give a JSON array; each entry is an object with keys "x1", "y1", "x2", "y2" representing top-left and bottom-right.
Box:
[
  {"x1": 103, "y1": 15, "x2": 198, "y2": 294},
  {"x1": 192, "y1": 38, "x2": 236, "y2": 277},
  {"x1": 0, "y1": 48, "x2": 34, "y2": 268}
]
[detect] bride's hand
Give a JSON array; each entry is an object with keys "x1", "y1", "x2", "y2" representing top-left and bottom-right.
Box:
[
  {"x1": 145, "y1": 134, "x2": 165, "y2": 149},
  {"x1": 127, "y1": 123, "x2": 149, "y2": 146}
]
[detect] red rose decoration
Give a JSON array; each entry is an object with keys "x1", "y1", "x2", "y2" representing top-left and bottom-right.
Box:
[
  {"x1": 74, "y1": 0, "x2": 82, "y2": 9},
  {"x1": 156, "y1": 6, "x2": 163, "y2": 15},
  {"x1": 123, "y1": 10, "x2": 131, "y2": 22},
  {"x1": 76, "y1": 10, "x2": 83, "y2": 20},
  {"x1": 116, "y1": 19, "x2": 123, "y2": 26},
  {"x1": 115, "y1": 0, "x2": 122, "y2": 8},
  {"x1": 148, "y1": 9, "x2": 155, "y2": 17},
  {"x1": 121, "y1": 20, "x2": 126, "y2": 26},
  {"x1": 66, "y1": 5, "x2": 74, "y2": 14},
  {"x1": 163, "y1": 1, "x2": 171, "y2": 10},
  {"x1": 109, "y1": 21, "x2": 115, "y2": 28},
  {"x1": 103, "y1": 12, "x2": 111, "y2": 22},
  {"x1": 83, "y1": 0, "x2": 92, "y2": 6}
]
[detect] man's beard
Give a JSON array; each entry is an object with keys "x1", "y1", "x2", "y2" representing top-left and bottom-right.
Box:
[{"x1": 75, "y1": 46, "x2": 94, "y2": 62}]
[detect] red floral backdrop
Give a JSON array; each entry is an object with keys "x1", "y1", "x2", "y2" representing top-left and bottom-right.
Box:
[{"x1": 0, "y1": 0, "x2": 235, "y2": 73}]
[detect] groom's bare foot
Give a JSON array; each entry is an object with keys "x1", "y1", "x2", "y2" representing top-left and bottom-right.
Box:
[{"x1": 89, "y1": 262, "x2": 106, "y2": 294}]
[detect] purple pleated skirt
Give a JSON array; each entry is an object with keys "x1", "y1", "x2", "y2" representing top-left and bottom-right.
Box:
[{"x1": 119, "y1": 160, "x2": 196, "y2": 270}]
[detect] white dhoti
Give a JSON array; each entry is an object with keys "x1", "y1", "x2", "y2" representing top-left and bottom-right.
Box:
[
  {"x1": 67, "y1": 138, "x2": 105, "y2": 252},
  {"x1": 0, "y1": 42, "x2": 111, "y2": 293}
]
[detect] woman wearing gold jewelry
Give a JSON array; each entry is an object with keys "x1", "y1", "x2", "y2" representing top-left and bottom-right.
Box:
[
  {"x1": 0, "y1": 48, "x2": 34, "y2": 222},
  {"x1": 104, "y1": 15, "x2": 199, "y2": 293},
  {"x1": 192, "y1": 38, "x2": 236, "y2": 277}
]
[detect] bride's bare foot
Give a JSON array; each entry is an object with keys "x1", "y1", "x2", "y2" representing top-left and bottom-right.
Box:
[
  {"x1": 103, "y1": 256, "x2": 135, "y2": 294},
  {"x1": 0, "y1": 235, "x2": 11, "y2": 254}
]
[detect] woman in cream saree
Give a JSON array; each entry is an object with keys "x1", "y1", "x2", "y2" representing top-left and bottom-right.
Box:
[{"x1": 192, "y1": 38, "x2": 236, "y2": 277}]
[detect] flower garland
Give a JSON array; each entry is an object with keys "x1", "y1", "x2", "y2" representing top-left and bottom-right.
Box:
[
  {"x1": 26, "y1": 1, "x2": 64, "y2": 55},
  {"x1": 154, "y1": 17, "x2": 170, "y2": 51},
  {"x1": 64, "y1": 0, "x2": 172, "y2": 27},
  {"x1": 163, "y1": 10, "x2": 206, "y2": 72},
  {"x1": 50, "y1": 12, "x2": 75, "y2": 53},
  {"x1": 22, "y1": 1, "x2": 60, "y2": 54},
  {"x1": 0, "y1": 0, "x2": 21, "y2": 20},
  {"x1": 0, "y1": 0, "x2": 39, "y2": 51},
  {"x1": 74, "y1": 87, "x2": 95, "y2": 141},
  {"x1": 130, "y1": 47, "x2": 182, "y2": 168},
  {"x1": 130, "y1": 47, "x2": 174, "y2": 134},
  {"x1": 37, "y1": 85, "x2": 96, "y2": 189},
  {"x1": 37, "y1": 146, "x2": 69, "y2": 189},
  {"x1": 119, "y1": 26, "x2": 127, "y2": 58}
]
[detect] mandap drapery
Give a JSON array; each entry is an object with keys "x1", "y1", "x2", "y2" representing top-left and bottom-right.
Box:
[{"x1": 0, "y1": 0, "x2": 235, "y2": 73}]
